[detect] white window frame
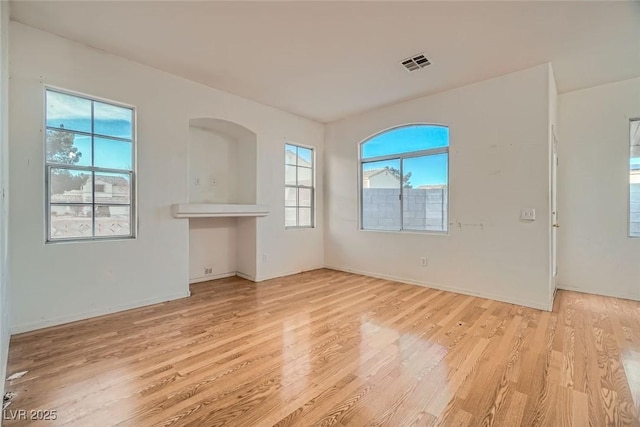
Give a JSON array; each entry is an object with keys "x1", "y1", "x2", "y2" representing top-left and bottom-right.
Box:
[
  {"x1": 359, "y1": 124, "x2": 449, "y2": 234},
  {"x1": 44, "y1": 87, "x2": 136, "y2": 243},
  {"x1": 285, "y1": 142, "x2": 315, "y2": 229},
  {"x1": 630, "y1": 118, "x2": 640, "y2": 238}
]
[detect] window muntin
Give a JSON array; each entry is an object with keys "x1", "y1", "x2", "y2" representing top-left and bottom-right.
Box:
[
  {"x1": 631, "y1": 119, "x2": 640, "y2": 237},
  {"x1": 360, "y1": 125, "x2": 449, "y2": 233},
  {"x1": 285, "y1": 143, "x2": 314, "y2": 228},
  {"x1": 45, "y1": 88, "x2": 135, "y2": 242}
]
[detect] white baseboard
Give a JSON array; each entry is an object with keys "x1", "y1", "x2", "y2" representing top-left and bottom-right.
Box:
[
  {"x1": 10, "y1": 290, "x2": 191, "y2": 334},
  {"x1": 236, "y1": 271, "x2": 256, "y2": 281},
  {"x1": 254, "y1": 265, "x2": 326, "y2": 283},
  {"x1": 324, "y1": 265, "x2": 552, "y2": 311},
  {"x1": 557, "y1": 284, "x2": 640, "y2": 302},
  {"x1": 189, "y1": 272, "x2": 236, "y2": 284}
]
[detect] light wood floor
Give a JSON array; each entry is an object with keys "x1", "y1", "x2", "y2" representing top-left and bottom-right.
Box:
[{"x1": 5, "y1": 269, "x2": 640, "y2": 426}]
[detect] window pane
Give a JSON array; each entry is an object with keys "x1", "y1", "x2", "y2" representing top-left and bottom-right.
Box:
[
  {"x1": 46, "y1": 90, "x2": 92, "y2": 133},
  {"x1": 94, "y1": 102, "x2": 133, "y2": 140},
  {"x1": 46, "y1": 130, "x2": 91, "y2": 166},
  {"x1": 50, "y1": 169, "x2": 92, "y2": 203},
  {"x1": 285, "y1": 207, "x2": 297, "y2": 227},
  {"x1": 631, "y1": 119, "x2": 640, "y2": 237},
  {"x1": 285, "y1": 165, "x2": 297, "y2": 185},
  {"x1": 362, "y1": 159, "x2": 401, "y2": 231},
  {"x1": 94, "y1": 172, "x2": 131, "y2": 204},
  {"x1": 299, "y1": 208, "x2": 312, "y2": 227},
  {"x1": 95, "y1": 205, "x2": 131, "y2": 237},
  {"x1": 94, "y1": 137, "x2": 133, "y2": 170},
  {"x1": 298, "y1": 167, "x2": 312, "y2": 187},
  {"x1": 45, "y1": 89, "x2": 135, "y2": 242},
  {"x1": 361, "y1": 125, "x2": 449, "y2": 160},
  {"x1": 402, "y1": 154, "x2": 448, "y2": 232},
  {"x1": 297, "y1": 147, "x2": 312, "y2": 167},
  {"x1": 285, "y1": 187, "x2": 297, "y2": 207},
  {"x1": 284, "y1": 143, "x2": 315, "y2": 229},
  {"x1": 299, "y1": 188, "x2": 312, "y2": 207},
  {"x1": 285, "y1": 144, "x2": 297, "y2": 165},
  {"x1": 50, "y1": 204, "x2": 93, "y2": 239}
]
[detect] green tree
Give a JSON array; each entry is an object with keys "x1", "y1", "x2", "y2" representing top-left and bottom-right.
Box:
[
  {"x1": 385, "y1": 166, "x2": 413, "y2": 188},
  {"x1": 47, "y1": 127, "x2": 87, "y2": 194},
  {"x1": 46, "y1": 126, "x2": 82, "y2": 164}
]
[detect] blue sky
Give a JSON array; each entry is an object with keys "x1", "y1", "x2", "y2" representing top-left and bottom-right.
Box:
[
  {"x1": 286, "y1": 144, "x2": 313, "y2": 165},
  {"x1": 46, "y1": 90, "x2": 133, "y2": 171},
  {"x1": 362, "y1": 125, "x2": 449, "y2": 186}
]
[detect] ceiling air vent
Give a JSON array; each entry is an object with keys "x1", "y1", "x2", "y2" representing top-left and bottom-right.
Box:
[{"x1": 401, "y1": 53, "x2": 431, "y2": 72}]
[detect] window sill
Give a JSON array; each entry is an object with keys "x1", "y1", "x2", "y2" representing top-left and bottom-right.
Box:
[{"x1": 359, "y1": 228, "x2": 449, "y2": 237}]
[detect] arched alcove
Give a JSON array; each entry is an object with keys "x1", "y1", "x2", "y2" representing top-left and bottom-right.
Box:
[
  {"x1": 188, "y1": 118, "x2": 257, "y2": 204},
  {"x1": 178, "y1": 118, "x2": 263, "y2": 284}
]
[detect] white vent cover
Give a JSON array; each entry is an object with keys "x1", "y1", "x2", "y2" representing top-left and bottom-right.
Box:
[{"x1": 401, "y1": 53, "x2": 431, "y2": 72}]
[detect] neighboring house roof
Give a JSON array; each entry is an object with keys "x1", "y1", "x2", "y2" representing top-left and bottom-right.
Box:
[
  {"x1": 51, "y1": 173, "x2": 130, "y2": 203},
  {"x1": 362, "y1": 168, "x2": 399, "y2": 181},
  {"x1": 94, "y1": 175, "x2": 129, "y2": 187}
]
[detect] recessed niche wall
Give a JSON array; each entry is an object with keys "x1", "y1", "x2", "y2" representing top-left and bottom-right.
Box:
[
  {"x1": 186, "y1": 118, "x2": 259, "y2": 283},
  {"x1": 188, "y1": 118, "x2": 257, "y2": 204}
]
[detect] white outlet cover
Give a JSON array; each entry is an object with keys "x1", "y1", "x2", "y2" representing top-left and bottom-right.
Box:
[{"x1": 520, "y1": 208, "x2": 536, "y2": 221}]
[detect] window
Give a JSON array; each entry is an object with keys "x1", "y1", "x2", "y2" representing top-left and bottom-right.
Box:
[
  {"x1": 360, "y1": 124, "x2": 449, "y2": 232},
  {"x1": 285, "y1": 143, "x2": 314, "y2": 228},
  {"x1": 631, "y1": 119, "x2": 640, "y2": 237},
  {"x1": 45, "y1": 88, "x2": 135, "y2": 241}
]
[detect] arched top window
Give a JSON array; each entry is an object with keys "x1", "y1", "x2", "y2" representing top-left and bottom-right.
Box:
[
  {"x1": 360, "y1": 124, "x2": 449, "y2": 233},
  {"x1": 361, "y1": 124, "x2": 449, "y2": 160}
]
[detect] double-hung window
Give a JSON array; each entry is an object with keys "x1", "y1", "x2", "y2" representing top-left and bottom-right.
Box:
[
  {"x1": 45, "y1": 88, "x2": 135, "y2": 242},
  {"x1": 285, "y1": 143, "x2": 314, "y2": 228},
  {"x1": 360, "y1": 124, "x2": 449, "y2": 233},
  {"x1": 631, "y1": 119, "x2": 640, "y2": 237}
]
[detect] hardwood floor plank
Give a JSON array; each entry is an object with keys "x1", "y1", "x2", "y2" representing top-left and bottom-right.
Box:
[{"x1": 3, "y1": 269, "x2": 640, "y2": 426}]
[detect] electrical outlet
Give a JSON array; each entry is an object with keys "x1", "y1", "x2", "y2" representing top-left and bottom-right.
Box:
[
  {"x1": 210, "y1": 175, "x2": 217, "y2": 186},
  {"x1": 520, "y1": 208, "x2": 536, "y2": 221},
  {"x1": 195, "y1": 176, "x2": 201, "y2": 186},
  {"x1": 204, "y1": 267, "x2": 213, "y2": 275},
  {"x1": 262, "y1": 254, "x2": 268, "y2": 262},
  {"x1": 421, "y1": 257, "x2": 428, "y2": 267}
]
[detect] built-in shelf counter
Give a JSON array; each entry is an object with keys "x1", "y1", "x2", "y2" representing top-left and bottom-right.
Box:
[{"x1": 172, "y1": 203, "x2": 269, "y2": 218}]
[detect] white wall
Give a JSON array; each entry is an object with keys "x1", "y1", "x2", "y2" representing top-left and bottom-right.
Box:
[
  {"x1": 325, "y1": 64, "x2": 554, "y2": 310},
  {"x1": 188, "y1": 127, "x2": 234, "y2": 204},
  {"x1": 0, "y1": 0, "x2": 11, "y2": 398},
  {"x1": 234, "y1": 135, "x2": 257, "y2": 205},
  {"x1": 189, "y1": 218, "x2": 237, "y2": 282},
  {"x1": 9, "y1": 22, "x2": 324, "y2": 333},
  {"x1": 256, "y1": 134, "x2": 325, "y2": 281},
  {"x1": 558, "y1": 77, "x2": 640, "y2": 301}
]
